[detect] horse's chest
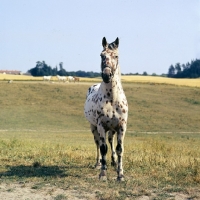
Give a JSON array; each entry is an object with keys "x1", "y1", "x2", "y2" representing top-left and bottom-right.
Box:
[{"x1": 97, "y1": 99, "x2": 127, "y2": 130}]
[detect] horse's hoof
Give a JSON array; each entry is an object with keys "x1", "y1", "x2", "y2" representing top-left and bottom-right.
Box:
[
  {"x1": 117, "y1": 175, "x2": 125, "y2": 181},
  {"x1": 94, "y1": 163, "x2": 101, "y2": 169},
  {"x1": 99, "y1": 175, "x2": 107, "y2": 181},
  {"x1": 99, "y1": 170, "x2": 107, "y2": 181}
]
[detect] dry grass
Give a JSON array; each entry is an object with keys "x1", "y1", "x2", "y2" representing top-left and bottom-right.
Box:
[
  {"x1": 0, "y1": 81, "x2": 200, "y2": 199},
  {"x1": 0, "y1": 131, "x2": 199, "y2": 199}
]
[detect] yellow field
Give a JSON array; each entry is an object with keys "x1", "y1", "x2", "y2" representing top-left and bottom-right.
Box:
[
  {"x1": 122, "y1": 75, "x2": 200, "y2": 87},
  {"x1": 0, "y1": 74, "x2": 42, "y2": 81},
  {"x1": 0, "y1": 74, "x2": 101, "y2": 82},
  {"x1": 1, "y1": 74, "x2": 200, "y2": 87}
]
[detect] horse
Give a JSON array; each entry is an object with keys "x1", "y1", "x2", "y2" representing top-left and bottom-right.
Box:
[
  {"x1": 57, "y1": 75, "x2": 67, "y2": 82},
  {"x1": 68, "y1": 76, "x2": 74, "y2": 82},
  {"x1": 43, "y1": 76, "x2": 51, "y2": 81},
  {"x1": 84, "y1": 37, "x2": 128, "y2": 181},
  {"x1": 73, "y1": 76, "x2": 80, "y2": 83}
]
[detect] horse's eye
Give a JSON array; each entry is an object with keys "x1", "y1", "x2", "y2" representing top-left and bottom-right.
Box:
[{"x1": 115, "y1": 56, "x2": 118, "y2": 59}]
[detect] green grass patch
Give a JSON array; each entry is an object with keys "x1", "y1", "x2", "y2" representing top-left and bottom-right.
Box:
[{"x1": 0, "y1": 82, "x2": 200, "y2": 132}]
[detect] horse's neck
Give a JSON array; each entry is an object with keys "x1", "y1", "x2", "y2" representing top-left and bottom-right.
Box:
[{"x1": 100, "y1": 67, "x2": 123, "y2": 101}]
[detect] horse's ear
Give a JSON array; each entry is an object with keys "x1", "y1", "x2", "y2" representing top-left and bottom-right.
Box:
[
  {"x1": 114, "y1": 37, "x2": 119, "y2": 47},
  {"x1": 102, "y1": 37, "x2": 107, "y2": 48}
]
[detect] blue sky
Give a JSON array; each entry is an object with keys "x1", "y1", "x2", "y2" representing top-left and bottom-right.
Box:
[{"x1": 0, "y1": 0, "x2": 199, "y2": 74}]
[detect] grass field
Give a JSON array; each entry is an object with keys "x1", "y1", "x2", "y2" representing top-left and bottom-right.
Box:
[{"x1": 0, "y1": 79, "x2": 200, "y2": 199}]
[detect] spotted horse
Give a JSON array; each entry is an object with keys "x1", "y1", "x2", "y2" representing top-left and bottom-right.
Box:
[{"x1": 84, "y1": 37, "x2": 128, "y2": 181}]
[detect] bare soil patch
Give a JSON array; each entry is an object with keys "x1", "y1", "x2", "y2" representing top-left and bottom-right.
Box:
[
  {"x1": 0, "y1": 182, "x2": 200, "y2": 200},
  {"x1": 0, "y1": 183, "x2": 95, "y2": 200}
]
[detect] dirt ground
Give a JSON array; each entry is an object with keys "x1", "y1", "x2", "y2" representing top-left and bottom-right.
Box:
[
  {"x1": 0, "y1": 183, "x2": 200, "y2": 200},
  {"x1": 0, "y1": 183, "x2": 95, "y2": 200}
]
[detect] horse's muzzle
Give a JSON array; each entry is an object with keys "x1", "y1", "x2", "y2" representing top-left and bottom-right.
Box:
[
  {"x1": 102, "y1": 72, "x2": 112, "y2": 83},
  {"x1": 102, "y1": 67, "x2": 112, "y2": 83}
]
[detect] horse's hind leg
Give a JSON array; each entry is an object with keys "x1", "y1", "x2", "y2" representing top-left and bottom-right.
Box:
[
  {"x1": 108, "y1": 131, "x2": 117, "y2": 168},
  {"x1": 90, "y1": 124, "x2": 101, "y2": 169}
]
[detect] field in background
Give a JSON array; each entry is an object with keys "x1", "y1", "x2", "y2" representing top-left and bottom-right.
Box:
[
  {"x1": 0, "y1": 74, "x2": 101, "y2": 82},
  {"x1": 0, "y1": 74, "x2": 42, "y2": 81},
  {"x1": 121, "y1": 75, "x2": 200, "y2": 87},
  {"x1": 1, "y1": 74, "x2": 200, "y2": 87},
  {"x1": 0, "y1": 81, "x2": 200, "y2": 199}
]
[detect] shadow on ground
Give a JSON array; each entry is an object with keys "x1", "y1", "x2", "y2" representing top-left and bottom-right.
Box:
[{"x1": 0, "y1": 163, "x2": 76, "y2": 178}]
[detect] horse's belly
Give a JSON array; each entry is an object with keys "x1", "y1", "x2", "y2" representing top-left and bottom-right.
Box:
[
  {"x1": 84, "y1": 94, "x2": 99, "y2": 126},
  {"x1": 85, "y1": 112, "x2": 97, "y2": 126},
  {"x1": 84, "y1": 102, "x2": 95, "y2": 124}
]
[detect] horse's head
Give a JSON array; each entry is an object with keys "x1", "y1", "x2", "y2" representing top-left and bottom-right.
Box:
[{"x1": 101, "y1": 37, "x2": 119, "y2": 83}]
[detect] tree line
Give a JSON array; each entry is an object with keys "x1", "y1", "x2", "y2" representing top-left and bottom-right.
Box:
[
  {"x1": 28, "y1": 61, "x2": 162, "y2": 77},
  {"x1": 28, "y1": 61, "x2": 101, "y2": 77},
  {"x1": 28, "y1": 59, "x2": 200, "y2": 78},
  {"x1": 168, "y1": 59, "x2": 200, "y2": 78}
]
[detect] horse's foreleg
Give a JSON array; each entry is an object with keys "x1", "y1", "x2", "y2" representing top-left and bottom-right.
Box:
[
  {"x1": 108, "y1": 130, "x2": 117, "y2": 168},
  {"x1": 98, "y1": 124, "x2": 107, "y2": 181},
  {"x1": 90, "y1": 124, "x2": 101, "y2": 169},
  {"x1": 116, "y1": 126, "x2": 126, "y2": 181}
]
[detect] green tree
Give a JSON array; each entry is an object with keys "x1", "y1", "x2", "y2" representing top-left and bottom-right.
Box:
[
  {"x1": 59, "y1": 62, "x2": 63, "y2": 70},
  {"x1": 28, "y1": 61, "x2": 53, "y2": 76},
  {"x1": 175, "y1": 63, "x2": 181, "y2": 74},
  {"x1": 143, "y1": 71, "x2": 148, "y2": 76},
  {"x1": 168, "y1": 65, "x2": 175, "y2": 77}
]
